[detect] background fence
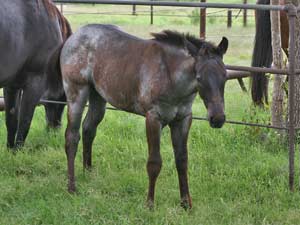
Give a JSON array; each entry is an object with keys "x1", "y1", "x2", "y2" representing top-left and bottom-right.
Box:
[{"x1": 57, "y1": 0, "x2": 253, "y2": 36}]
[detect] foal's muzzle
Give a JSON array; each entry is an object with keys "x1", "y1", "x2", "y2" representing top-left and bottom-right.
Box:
[{"x1": 209, "y1": 114, "x2": 226, "y2": 128}]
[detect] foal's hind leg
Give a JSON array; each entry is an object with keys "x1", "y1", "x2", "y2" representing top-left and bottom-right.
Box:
[
  {"x1": 82, "y1": 88, "x2": 106, "y2": 170},
  {"x1": 169, "y1": 114, "x2": 193, "y2": 210},
  {"x1": 65, "y1": 84, "x2": 89, "y2": 193},
  {"x1": 4, "y1": 88, "x2": 21, "y2": 148}
]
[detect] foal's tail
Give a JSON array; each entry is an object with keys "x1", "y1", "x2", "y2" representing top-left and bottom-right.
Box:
[
  {"x1": 251, "y1": 0, "x2": 272, "y2": 106},
  {"x1": 46, "y1": 46, "x2": 65, "y2": 99},
  {"x1": 47, "y1": 8, "x2": 73, "y2": 99}
]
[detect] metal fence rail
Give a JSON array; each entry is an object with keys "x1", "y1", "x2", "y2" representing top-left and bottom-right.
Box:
[{"x1": 53, "y1": 0, "x2": 287, "y2": 11}]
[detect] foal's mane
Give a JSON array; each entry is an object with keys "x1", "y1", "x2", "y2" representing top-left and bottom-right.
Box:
[{"x1": 151, "y1": 30, "x2": 220, "y2": 55}]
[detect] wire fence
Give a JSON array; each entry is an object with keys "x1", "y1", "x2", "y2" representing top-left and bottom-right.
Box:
[{"x1": 0, "y1": 97, "x2": 287, "y2": 130}]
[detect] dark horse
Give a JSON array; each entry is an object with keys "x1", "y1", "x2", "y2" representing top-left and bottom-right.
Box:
[
  {"x1": 1, "y1": 0, "x2": 71, "y2": 148},
  {"x1": 251, "y1": 0, "x2": 288, "y2": 105},
  {"x1": 61, "y1": 25, "x2": 228, "y2": 209}
]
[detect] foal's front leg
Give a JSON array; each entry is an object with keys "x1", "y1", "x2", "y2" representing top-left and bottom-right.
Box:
[
  {"x1": 145, "y1": 112, "x2": 162, "y2": 209},
  {"x1": 169, "y1": 114, "x2": 192, "y2": 209}
]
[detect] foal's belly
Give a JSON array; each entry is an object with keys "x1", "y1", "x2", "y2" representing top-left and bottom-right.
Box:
[
  {"x1": 93, "y1": 81, "x2": 141, "y2": 115},
  {"x1": 94, "y1": 83, "x2": 193, "y2": 124}
]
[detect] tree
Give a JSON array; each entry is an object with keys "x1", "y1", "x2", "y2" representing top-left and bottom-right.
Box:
[{"x1": 271, "y1": 0, "x2": 285, "y2": 129}]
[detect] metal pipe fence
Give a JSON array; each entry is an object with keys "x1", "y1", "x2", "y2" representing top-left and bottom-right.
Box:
[
  {"x1": 50, "y1": 0, "x2": 299, "y2": 190},
  {"x1": 53, "y1": 0, "x2": 287, "y2": 11}
]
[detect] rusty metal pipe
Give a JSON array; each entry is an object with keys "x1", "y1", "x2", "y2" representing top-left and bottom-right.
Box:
[
  {"x1": 287, "y1": 3, "x2": 297, "y2": 192},
  {"x1": 53, "y1": 0, "x2": 286, "y2": 11},
  {"x1": 226, "y1": 65, "x2": 300, "y2": 75}
]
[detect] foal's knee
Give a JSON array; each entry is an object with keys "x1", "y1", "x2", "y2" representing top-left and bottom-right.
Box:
[{"x1": 65, "y1": 129, "x2": 80, "y2": 154}]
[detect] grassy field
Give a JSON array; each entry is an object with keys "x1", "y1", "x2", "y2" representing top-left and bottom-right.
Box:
[{"x1": 1, "y1": 1, "x2": 300, "y2": 225}]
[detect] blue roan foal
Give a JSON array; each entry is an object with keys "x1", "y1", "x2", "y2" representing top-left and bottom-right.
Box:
[{"x1": 61, "y1": 24, "x2": 228, "y2": 209}]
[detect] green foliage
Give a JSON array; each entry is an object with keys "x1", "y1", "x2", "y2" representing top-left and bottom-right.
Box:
[
  {"x1": 190, "y1": 9, "x2": 200, "y2": 25},
  {"x1": 208, "y1": 16, "x2": 217, "y2": 25}
]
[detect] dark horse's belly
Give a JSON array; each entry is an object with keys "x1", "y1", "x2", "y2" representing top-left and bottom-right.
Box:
[{"x1": 0, "y1": 0, "x2": 62, "y2": 86}]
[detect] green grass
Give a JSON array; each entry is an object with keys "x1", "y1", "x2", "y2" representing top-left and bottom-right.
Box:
[{"x1": 1, "y1": 3, "x2": 299, "y2": 225}]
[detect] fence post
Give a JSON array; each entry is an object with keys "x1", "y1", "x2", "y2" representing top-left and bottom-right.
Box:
[
  {"x1": 243, "y1": 0, "x2": 247, "y2": 27},
  {"x1": 60, "y1": 3, "x2": 63, "y2": 14},
  {"x1": 287, "y1": 4, "x2": 297, "y2": 192},
  {"x1": 150, "y1": 0, "x2": 153, "y2": 25},
  {"x1": 200, "y1": 0, "x2": 206, "y2": 39},
  {"x1": 227, "y1": 9, "x2": 232, "y2": 28},
  {"x1": 132, "y1": 5, "x2": 136, "y2": 15}
]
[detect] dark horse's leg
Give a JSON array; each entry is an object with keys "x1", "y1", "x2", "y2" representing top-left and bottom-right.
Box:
[
  {"x1": 44, "y1": 96, "x2": 66, "y2": 129},
  {"x1": 145, "y1": 112, "x2": 162, "y2": 209},
  {"x1": 169, "y1": 114, "x2": 192, "y2": 209},
  {"x1": 82, "y1": 87, "x2": 106, "y2": 170},
  {"x1": 15, "y1": 75, "x2": 45, "y2": 147},
  {"x1": 4, "y1": 88, "x2": 21, "y2": 148},
  {"x1": 65, "y1": 84, "x2": 89, "y2": 193}
]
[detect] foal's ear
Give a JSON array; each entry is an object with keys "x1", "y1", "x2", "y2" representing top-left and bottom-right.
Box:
[
  {"x1": 217, "y1": 37, "x2": 229, "y2": 55},
  {"x1": 184, "y1": 39, "x2": 198, "y2": 57}
]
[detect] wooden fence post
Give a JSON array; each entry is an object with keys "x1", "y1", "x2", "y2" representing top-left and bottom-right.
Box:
[
  {"x1": 227, "y1": 10, "x2": 232, "y2": 28},
  {"x1": 150, "y1": 0, "x2": 153, "y2": 25},
  {"x1": 243, "y1": 0, "x2": 247, "y2": 27},
  {"x1": 200, "y1": 0, "x2": 206, "y2": 39}
]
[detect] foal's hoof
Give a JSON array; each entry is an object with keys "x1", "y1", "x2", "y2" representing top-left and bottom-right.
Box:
[
  {"x1": 68, "y1": 185, "x2": 76, "y2": 194},
  {"x1": 7, "y1": 146, "x2": 17, "y2": 153},
  {"x1": 15, "y1": 141, "x2": 25, "y2": 149},
  {"x1": 7, "y1": 142, "x2": 23, "y2": 151},
  {"x1": 146, "y1": 200, "x2": 154, "y2": 210},
  {"x1": 180, "y1": 196, "x2": 192, "y2": 210},
  {"x1": 83, "y1": 164, "x2": 92, "y2": 172},
  {"x1": 7, "y1": 143, "x2": 14, "y2": 149}
]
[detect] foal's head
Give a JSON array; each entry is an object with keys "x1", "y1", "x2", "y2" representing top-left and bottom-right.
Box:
[
  {"x1": 185, "y1": 35, "x2": 228, "y2": 128},
  {"x1": 152, "y1": 31, "x2": 228, "y2": 128}
]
